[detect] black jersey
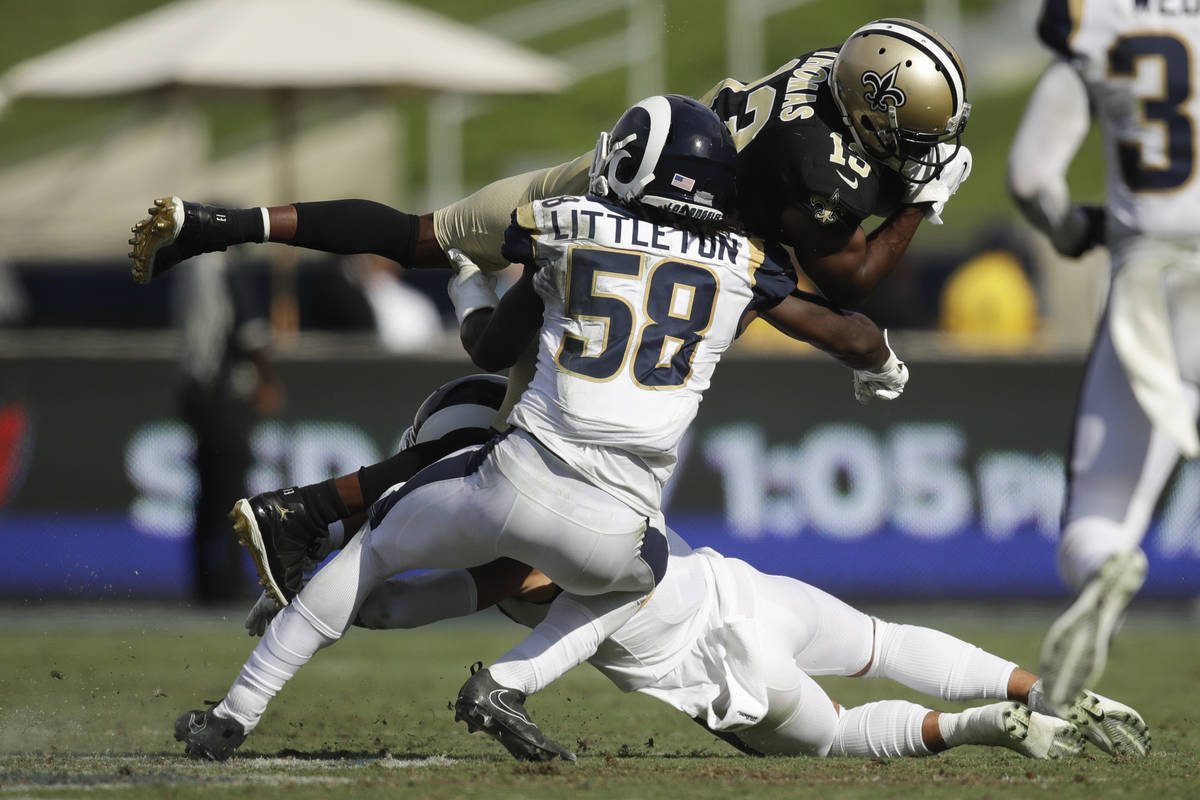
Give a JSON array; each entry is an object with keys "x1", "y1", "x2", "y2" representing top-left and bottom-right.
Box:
[{"x1": 703, "y1": 48, "x2": 908, "y2": 243}]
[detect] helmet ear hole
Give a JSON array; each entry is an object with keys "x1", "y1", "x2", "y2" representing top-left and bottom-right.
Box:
[{"x1": 614, "y1": 156, "x2": 640, "y2": 184}]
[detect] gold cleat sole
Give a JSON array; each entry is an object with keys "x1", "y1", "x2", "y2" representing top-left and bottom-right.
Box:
[
  {"x1": 230, "y1": 499, "x2": 287, "y2": 610},
  {"x1": 128, "y1": 196, "x2": 183, "y2": 284}
]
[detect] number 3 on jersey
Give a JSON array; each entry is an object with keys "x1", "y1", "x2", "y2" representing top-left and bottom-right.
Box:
[
  {"x1": 1108, "y1": 33, "x2": 1194, "y2": 192},
  {"x1": 557, "y1": 248, "x2": 718, "y2": 389}
]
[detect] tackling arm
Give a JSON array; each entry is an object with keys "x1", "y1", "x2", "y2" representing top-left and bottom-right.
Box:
[
  {"x1": 467, "y1": 263, "x2": 544, "y2": 372},
  {"x1": 759, "y1": 290, "x2": 888, "y2": 369},
  {"x1": 759, "y1": 290, "x2": 908, "y2": 403},
  {"x1": 1007, "y1": 59, "x2": 1099, "y2": 256},
  {"x1": 785, "y1": 205, "x2": 926, "y2": 308}
]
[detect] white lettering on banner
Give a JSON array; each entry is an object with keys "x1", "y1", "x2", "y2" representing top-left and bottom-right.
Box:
[
  {"x1": 704, "y1": 423, "x2": 769, "y2": 538},
  {"x1": 126, "y1": 422, "x2": 196, "y2": 540},
  {"x1": 891, "y1": 424, "x2": 972, "y2": 540},
  {"x1": 248, "y1": 421, "x2": 289, "y2": 495},
  {"x1": 766, "y1": 441, "x2": 806, "y2": 537},
  {"x1": 702, "y1": 421, "x2": 1065, "y2": 542},
  {"x1": 977, "y1": 452, "x2": 1064, "y2": 540},
  {"x1": 290, "y1": 423, "x2": 380, "y2": 486},
  {"x1": 800, "y1": 425, "x2": 888, "y2": 539},
  {"x1": 126, "y1": 420, "x2": 384, "y2": 540}
]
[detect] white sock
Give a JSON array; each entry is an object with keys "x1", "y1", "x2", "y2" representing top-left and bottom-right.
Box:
[
  {"x1": 831, "y1": 700, "x2": 933, "y2": 757},
  {"x1": 355, "y1": 569, "x2": 477, "y2": 629},
  {"x1": 867, "y1": 620, "x2": 1015, "y2": 701},
  {"x1": 937, "y1": 702, "x2": 1017, "y2": 748},
  {"x1": 216, "y1": 598, "x2": 338, "y2": 731},
  {"x1": 488, "y1": 591, "x2": 645, "y2": 695}
]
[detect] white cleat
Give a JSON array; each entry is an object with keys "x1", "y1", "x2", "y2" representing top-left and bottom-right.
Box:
[
  {"x1": 1022, "y1": 711, "x2": 1086, "y2": 759},
  {"x1": 1039, "y1": 549, "x2": 1148, "y2": 710},
  {"x1": 987, "y1": 702, "x2": 1084, "y2": 759},
  {"x1": 1066, "y1": 690, "x2": 1150, "y2": 757}
]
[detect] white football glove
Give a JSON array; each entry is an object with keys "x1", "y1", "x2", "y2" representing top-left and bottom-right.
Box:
[
  {"x1": 446, "y1": 248, "x2": 499, "y2": 324},
  {"x1": 902, "y1": 144, "x2": 973, "y2": 224},
  {"x1": 853, "y1": 331, "x2": 909, "y2": 404},
  {"x1": 244, "y1": 590, "x2": 281, "y2": 637}
]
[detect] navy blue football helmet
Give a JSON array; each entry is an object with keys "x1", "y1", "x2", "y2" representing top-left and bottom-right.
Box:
[
  {"x1": 588, "y1": 94, "x2": 737, "y2": 222},
  {"x1": 398, "y1": 373, "x2": 507, "y2": 449}
]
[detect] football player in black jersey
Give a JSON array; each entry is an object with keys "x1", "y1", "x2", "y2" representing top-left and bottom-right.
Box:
[
  {"x1": 702, "y1": 19, "x2": 970, "y2": 303},
  {"x1": 129, "y1": 18, "x2": 971, "y2": 309}
]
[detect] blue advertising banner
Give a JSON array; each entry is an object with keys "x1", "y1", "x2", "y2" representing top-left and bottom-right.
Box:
[{"x1": 1, "y1": 352, "x2": 1197, "y2": 600}]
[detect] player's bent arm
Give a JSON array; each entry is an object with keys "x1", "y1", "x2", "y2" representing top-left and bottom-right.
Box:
[
  {"x1": 468, "y1": 263, "x2": 544, "y2": 372},
  {"x1": 759, "y1": 290, "x2": 888, "y2": 370},
  {"x1": 459, "y1": 309, "x2": 493, "y2": 353},
  {"x1": 787, "y1": 206, "x2": 925, "y2": 308},
  {"x1": 1006, "y1": 59, "x2": 1099, "y2": 257}
]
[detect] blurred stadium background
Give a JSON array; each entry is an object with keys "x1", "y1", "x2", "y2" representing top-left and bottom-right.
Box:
[{"x1": 0, "y1": 0, "x2": 1196, "y2": 609}]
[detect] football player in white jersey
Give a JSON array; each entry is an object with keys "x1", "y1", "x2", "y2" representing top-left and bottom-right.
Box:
[
  {"x1": 173, "y1": 95, "x2": 910, "y2": 761},
  {"x1": 129, "y1": 18, "x2": 972, "y2": 508},
  {"x1": 1008, "y1": 0, "x2": 1200, "y2": 711},
  {"x1": 233, "y1": 374, "x2": 1149, "y2": 762}
]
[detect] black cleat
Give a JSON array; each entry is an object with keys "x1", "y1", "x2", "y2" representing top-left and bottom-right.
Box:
[
  {"x1": 174, "y1": 704, "x2": 247, "y2": 761},
  {"x1": 453, "y1": 664, "x2": 576, "y2": 763},
  {"x1": 128, "y1": 197, "x2": 229, "y2": 283},
  {"x1": 230, "y1": 488, "x2": 329, "y2": 608}
]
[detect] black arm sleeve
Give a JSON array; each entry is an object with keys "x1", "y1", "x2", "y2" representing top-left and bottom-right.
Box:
[
  {"x1": 291, "y1": 200, "x2": 420, "y2": 266},
  {"x1": 357, "y1": 427, "x2": 493, "y2": 506}
]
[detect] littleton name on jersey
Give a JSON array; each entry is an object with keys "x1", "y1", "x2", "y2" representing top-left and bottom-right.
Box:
[{"x1": 544, "y1": 201, "x2": 743, "y2": 265}]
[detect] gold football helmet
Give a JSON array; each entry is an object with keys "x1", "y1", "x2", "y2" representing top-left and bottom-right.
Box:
[{"x1": 830, "y1": 18, "x2": 970, "y2": 181}]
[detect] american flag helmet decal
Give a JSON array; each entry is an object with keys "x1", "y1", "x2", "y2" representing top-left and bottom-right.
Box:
[{"x1": 670, "y1": 173, "x2": 696, "y2": 191}]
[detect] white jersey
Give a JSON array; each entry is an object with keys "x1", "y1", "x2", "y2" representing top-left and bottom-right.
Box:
[
  {"x1": 1040, "y1": 0, "x2": 1200, "y2": 238},
  {"x1": 498, "y1": 527, "x2": 875, "y2": 733},
  {"x1": 502, "y1": 195, "x2": 794, "y2": 518}
]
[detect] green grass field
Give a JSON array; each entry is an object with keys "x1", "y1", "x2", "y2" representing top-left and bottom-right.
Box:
[{"x1": 1, "y1": 604, "x2": 1196, "y2": 799}]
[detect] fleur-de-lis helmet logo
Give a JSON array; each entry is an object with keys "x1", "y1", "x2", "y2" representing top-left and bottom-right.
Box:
[{"x1": 861, "y1": 64, "x2": 906, "y2": 112}]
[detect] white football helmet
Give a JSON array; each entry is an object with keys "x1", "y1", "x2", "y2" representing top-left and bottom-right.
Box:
[{"x1": 829, "y1": 18, "x2": 971, "y2": 181}]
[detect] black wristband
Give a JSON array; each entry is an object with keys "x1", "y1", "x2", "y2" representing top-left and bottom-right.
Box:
[{"x1": 211, "y1": 206, "x2": 265, "y2": 247}]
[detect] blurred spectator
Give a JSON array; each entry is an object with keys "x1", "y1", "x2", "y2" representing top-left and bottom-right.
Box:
[
  {"x1": 0, "y1": 256, "x2": 29, "y2": 326},
  {"x1": 939, "y1": 249, "x2": 1039, "y2": 345},
  {"x1": 340, "y1": 253, "x2": 445, "y2": 352},
  {"x1": 174, "y1": 249, "x2": 282, "y2": 606}
]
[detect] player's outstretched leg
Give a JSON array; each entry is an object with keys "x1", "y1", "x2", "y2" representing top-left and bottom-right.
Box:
[
  {"x1": 454, "y1": 663, "x2": 576, "y2": 762},
  {"x1": 230, "y1": 489, "x2": 330, "y2": 608},
  {"x1": 1039, "y1": 549, "x2": 1148, "y2": 711},
  {"x1": 1064, "y1": 690, "x2": 1150, "y2": 757},
  {"x1": 174, "y1": 705, "x2": 248, "y2": 761}
]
